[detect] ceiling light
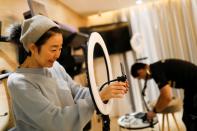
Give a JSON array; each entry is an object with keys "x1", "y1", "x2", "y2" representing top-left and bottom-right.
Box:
[{"x1": 136, "y1": 0, "x2": 143, "y2": 4}]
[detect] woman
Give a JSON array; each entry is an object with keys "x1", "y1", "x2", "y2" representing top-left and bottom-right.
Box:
[{"x1": 7, "y1": 15, "x2": 128, "y2": 131}]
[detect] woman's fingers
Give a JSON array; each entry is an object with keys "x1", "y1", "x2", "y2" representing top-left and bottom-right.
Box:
[
  {"x1": 111, "y1": 87, "x2": 126, "y2": 94},
  {"x1": 111, "y1": 93, "x2": 124, "y2": 98},
  {"x1": 111, "y1": 81, "x2": 128, "y2": 87},
  {"x1": 99, "y1": 81, "x2": 129, "y2": 101},
  {"x1": 111, "y1": 83, "x2": 129, "y2": 93},
  {"x1": 111, "y1": 85, "x2": 127, "y2": 90}
]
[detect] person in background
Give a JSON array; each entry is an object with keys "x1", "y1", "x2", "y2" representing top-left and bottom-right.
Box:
[
  {"x1": 131, "y1": 59, "x2": 197, "y2": 131},
  {"x1": 7, "y1": 15, "x2": 128, "y2": 131}
]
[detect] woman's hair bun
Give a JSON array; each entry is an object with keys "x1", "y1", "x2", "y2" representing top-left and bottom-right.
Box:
[{"x1": 7, "y1": 23, "x2": 22, "y2": 45}]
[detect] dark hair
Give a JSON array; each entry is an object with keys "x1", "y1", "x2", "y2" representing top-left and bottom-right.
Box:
[
  {"x1": 8, "y1": 23, "x2": 29, "y2": 64},
  {"x1": 8, "y1": 24, "x2": 61, "y2": 64},
  {"x1": 8, "y1": 23, "x2": 22, "y2": 45},
  {"x1": 131, "y1": 63, "x2": 147, "y2": 77},
  {"x1": 35, "y1": 27, "x2": 62, "y2": 52}
]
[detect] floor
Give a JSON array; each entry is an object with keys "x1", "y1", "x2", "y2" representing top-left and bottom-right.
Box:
[{"x1": 90, "y1": 111, "x2": 186, "y2": 131}]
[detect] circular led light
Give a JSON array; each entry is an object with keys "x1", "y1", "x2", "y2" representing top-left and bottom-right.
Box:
[{"x1": 86, "y1": 32, "x2": 113, "y2": 115}]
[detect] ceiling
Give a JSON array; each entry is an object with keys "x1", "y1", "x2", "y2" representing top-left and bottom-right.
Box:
[{"x1": 59, "y1": 0, "x2": 152, "y2": 16}]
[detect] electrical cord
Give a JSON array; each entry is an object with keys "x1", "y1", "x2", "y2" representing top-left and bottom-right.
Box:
[
  {"x1": 0, "y1": 112, "x2": 8, "y2": 117},
  {"x1": 99, "y1": 75, "x2": 127, "y2": 91},
  {"x1": 141, "y1": 76, "x2": 154, "y2": 128}
]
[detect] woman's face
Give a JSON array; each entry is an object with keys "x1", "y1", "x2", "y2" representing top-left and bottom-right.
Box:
[{"x1": 32, "y1": 33, "x2": 63, "y2": 68}]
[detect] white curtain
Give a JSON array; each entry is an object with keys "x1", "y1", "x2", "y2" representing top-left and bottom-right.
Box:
[{"x1": 127, "y1": 0, "x2": 197, "y2": 112}]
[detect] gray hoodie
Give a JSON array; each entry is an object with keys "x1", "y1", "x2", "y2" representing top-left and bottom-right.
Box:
[{"x1": 7, "y1": 61, "x2": 95, "y2": 131}]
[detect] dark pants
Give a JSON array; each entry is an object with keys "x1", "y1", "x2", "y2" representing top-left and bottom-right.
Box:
[
  {"x1": 182, "y1": 112, "x2": 197, "y2": 131},
  {"x1": 183, "y1": 90, "x2": 197, "y2": 131}
]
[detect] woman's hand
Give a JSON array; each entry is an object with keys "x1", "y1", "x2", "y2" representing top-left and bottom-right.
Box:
[{"x1": 99, "y1": 81, "x2": 129, "y2": 101}]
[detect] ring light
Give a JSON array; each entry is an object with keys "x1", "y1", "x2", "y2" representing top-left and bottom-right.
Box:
[{"x1": 86, "y1": 32, "x2": 113, "y2": 115}]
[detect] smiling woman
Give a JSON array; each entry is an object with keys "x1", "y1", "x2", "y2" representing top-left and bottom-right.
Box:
[{"x1": 20, "y1": 32, "x2": 63, "y2": 68}]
